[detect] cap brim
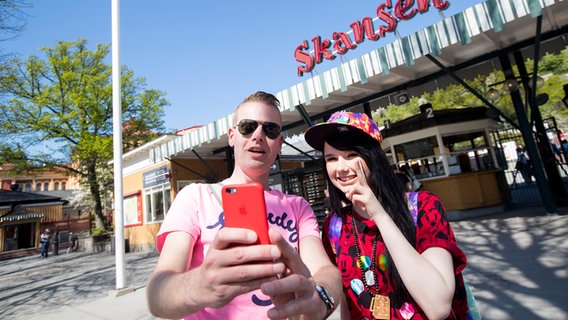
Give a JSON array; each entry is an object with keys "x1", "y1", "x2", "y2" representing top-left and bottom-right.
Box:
[{"x1": 304, "y1": 123, "x2": 373, "y2": 151}]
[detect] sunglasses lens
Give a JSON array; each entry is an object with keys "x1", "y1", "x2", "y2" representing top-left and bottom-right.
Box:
[
  {"x1": 238, "y1": 119, "x2": 259, "y2": 136},
  {"x1": 237, "y1": 119, "x2": 281, "y2": 139},
  {"x1": 263, "y1": 122, "x2": 281, "y2": 139}
]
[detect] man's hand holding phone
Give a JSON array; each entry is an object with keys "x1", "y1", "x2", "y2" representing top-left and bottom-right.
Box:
[{"x1": 194, "y1": 227, "x2": 285, "y2": 308}]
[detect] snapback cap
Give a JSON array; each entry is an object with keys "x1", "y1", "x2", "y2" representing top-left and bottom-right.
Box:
[{"x1": 304, "y1": 111, "x2": 382, "y2": 151}]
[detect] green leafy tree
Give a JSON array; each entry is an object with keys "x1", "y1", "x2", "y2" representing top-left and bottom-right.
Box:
[
  {"x1": 535, "y1": 75, "x2": 568, "y2": 129},
  {"x1": 0, "y1": 39, "x2": 170, "y2": 228},
  {"x1": 538, "y1": 49, "x2": 568, "y2": 75}
]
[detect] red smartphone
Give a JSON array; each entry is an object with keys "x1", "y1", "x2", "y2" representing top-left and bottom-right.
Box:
[{"x1": 222, "y1": 182, "x2": 271, "y2": 245}]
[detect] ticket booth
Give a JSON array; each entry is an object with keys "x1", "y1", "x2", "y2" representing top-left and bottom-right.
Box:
[{"x1": 382, "y1": 106, "x2": 510, "y2": 211}]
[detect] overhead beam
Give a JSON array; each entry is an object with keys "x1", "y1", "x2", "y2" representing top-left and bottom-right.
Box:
[
  {"x1": 424, "y1": 53, "x2": 519, "y2": 130},
  {"x1": 166, "y1": 157, "x2": 209, "y2": 180},
  {"x1": 191, "y1": 149, "x2": 221, "y2": 182},
  {"x1": 283, "y1": 140, "x2": 318, "y2": 161},
  {"x1": 296, "y1": 103, "x2": 313, "y2": 127}
]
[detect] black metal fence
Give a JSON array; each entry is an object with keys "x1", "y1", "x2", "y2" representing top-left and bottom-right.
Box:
[
  {"x1": 504, "y1": 160, "x2": 568, "y2": 207},
  {"x1": 493, "y1": 117, "x2": 568, "y2": 208}
]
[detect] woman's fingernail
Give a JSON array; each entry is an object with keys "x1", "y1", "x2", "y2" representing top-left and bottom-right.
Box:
[{"x1": 262, "y1": 283, "x2": 274, "y2": 294}]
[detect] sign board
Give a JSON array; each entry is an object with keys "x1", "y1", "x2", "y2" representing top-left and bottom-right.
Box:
[
  {"x1": 143, "y1": 165, "x2": 170, "y2": 189},
  {"x1": 294, "y1": 0, "x2": 451, "y2": 76}
]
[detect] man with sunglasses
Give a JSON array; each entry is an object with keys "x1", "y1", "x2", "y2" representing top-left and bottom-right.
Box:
[{"x1": 147, "y1": 91, "x2": 341, "y2": 320}]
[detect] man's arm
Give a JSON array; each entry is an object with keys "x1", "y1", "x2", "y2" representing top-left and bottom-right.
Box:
[
  {"x1": 147, "y1": 228, "x2": 287, "y2": 319},
  {"x1": 146, "y1": 232, "x2": 201, "y2": 318},
  {"x1": 300, "y1": 236, "x2": 343, "y2": 319}
]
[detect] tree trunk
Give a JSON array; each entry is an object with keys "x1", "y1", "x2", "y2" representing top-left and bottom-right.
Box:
[{"x1": 87, "y1": 164, "x2": 108, "y2": 230}]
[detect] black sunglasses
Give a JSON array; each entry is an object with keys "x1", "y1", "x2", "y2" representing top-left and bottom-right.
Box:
[{"x1": 236, "y1": 119, "x2": 281, "y2": 139}]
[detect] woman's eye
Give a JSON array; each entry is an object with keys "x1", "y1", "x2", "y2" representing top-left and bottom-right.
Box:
[{"x1": 347, "y1": 152, "x2": 360, "y2": 159}]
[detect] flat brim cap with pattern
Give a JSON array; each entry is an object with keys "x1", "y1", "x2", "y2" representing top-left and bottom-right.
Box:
[{"x1": 304, "y1": 111, "x2": 382, "y2": 151}]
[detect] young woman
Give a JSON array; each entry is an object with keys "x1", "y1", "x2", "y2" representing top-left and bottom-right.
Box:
[{"x1": 304, "y1": 112, "x2": 468, "y2": 320}]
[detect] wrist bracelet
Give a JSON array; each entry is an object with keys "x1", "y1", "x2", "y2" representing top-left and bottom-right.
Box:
[{"x1": 315, "y1": 285, "x2": 335, "y2": 319}]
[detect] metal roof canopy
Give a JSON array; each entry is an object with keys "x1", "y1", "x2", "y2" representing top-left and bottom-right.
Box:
[{"x1": 156, "y1": 0, "x2": 568, "y2": 163}]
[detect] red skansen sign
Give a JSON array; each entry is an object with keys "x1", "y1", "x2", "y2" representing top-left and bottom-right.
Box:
[{"x1": 294, "y1": 0, "x2": 450, "y2": 76}]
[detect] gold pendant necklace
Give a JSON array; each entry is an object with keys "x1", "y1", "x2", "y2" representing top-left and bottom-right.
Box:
[
  {"x1": 370, "y1": 294, "x2": 390, "y2": 319},
  {"x1": 350, "y1": 208, "x2": 390, "y2": 319}
]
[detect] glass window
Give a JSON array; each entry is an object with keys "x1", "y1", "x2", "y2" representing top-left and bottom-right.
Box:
[
  {"x1": 61, "y1": 182, "x2": 66, "y2": 190},
  {"x1": 36, "y1": 183, "x2": 42, "y2": 191},
  {"x1": 43, "y1": 182, "x2": 49, "y2": 191},
  {"x1": 144, "y1": 184, "x2": 171, "y2": 223},
  {"x1": 392, "y1": 131, "x2": 496, "y2": 178},
  {"x1": 394, "y1": 136, "x2": 437, "y2": 159},
  {"x1": 393, "y1": 136, "x2": 445, "y2": 178},
  {"x1": 25, "y1": 183, "x2": 31, "y2": 192},
  {"x1": 54, "y1": 182, "x2": 59, "y2": 191},
  {"x1": 443, "y1": 131, "x2": 495, "y2": 173}
]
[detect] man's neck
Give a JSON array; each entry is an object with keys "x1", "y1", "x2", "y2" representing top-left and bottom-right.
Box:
[{"x1": 225, "y1": 171, "x2": 270, "y2": 190}]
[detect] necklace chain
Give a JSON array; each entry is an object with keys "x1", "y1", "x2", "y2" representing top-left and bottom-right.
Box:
[{"x1": 350, "y1": 208, "x2": 380, "y2": 294}]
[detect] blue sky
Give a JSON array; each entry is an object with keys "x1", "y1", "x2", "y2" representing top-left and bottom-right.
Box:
[{"x1": 3, "y1": 0, "x2": 483, "y2": 132}]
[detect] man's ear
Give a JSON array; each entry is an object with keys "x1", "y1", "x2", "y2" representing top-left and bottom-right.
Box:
[
  {"x1": 277, "y1": 134, "x2": 284, "y2": 153},
  {"x1": 228, "y1": 126, "x2": 235, "y2": 147}
]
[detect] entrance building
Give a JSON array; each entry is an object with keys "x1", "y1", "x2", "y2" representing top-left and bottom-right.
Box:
[
  {"x1": 118, "y1": 0, "x2": 568, "y2": 251},
  {"x1": 382, "y1": 106, "x2": 510, "y2": 211}
]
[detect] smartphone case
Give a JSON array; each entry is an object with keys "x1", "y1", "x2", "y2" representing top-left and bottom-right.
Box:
[{"x1": 222, "y1": 182, "x2": 271, "y2": 245}]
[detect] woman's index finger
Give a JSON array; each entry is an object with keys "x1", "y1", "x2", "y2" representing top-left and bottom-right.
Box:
[{"x1": 357, "y1": 159, "x2": 368, "y2": 186}]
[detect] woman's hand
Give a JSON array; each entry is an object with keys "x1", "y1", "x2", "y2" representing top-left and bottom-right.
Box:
[
  {"x1": 345, "y1": 160, "x2": 387, "y2": 219},
  {"x1": 260, "y1": 229, "x2": 327, "y2": 320}
]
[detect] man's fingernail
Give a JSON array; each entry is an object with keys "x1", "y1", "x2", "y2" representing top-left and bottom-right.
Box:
[
  {"x1": 271, "y1": 246, "x2": 280, "y2": 258},
  {"x1": 247, "y1": 231, "x2": 257, "y2": 242},
  {"x1": 273, "y1": 263, "x2": 285, "y2": 274}
]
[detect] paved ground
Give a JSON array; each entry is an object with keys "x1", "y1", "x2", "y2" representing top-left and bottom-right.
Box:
[
  {"x1": 1, "y1": 206, "x2": 567, "y2": 320},
  {"x1": 0, "y1": 250, "x2": 158, "y2": 320},
  {"x1": 453, "y1": 209, "x2": 568, "y2": 320}
]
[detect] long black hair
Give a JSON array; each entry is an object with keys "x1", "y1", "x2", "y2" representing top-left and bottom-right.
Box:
[{"x1": 323, "y1": 134, "x2": 417, "y2": 306}]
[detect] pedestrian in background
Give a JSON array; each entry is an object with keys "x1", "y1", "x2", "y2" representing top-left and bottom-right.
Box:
[
  {"x1": 400, "y1": 165, "x2": 422, "y2": 191},
  {"x1": 40, "y1": 228, "x2": 50, "y2": 258},
  {"x1": 52, "y1": 226, "x2": 59, "y2": 256},
  {"x1": 561, "y1": 139, "x2": 568, "y2": 163},
  {"x1": 392, "y1": 164, "x2": 412, "y2": 192},
  {"x1": 515, "y1": 145, "x2": 533, "y2": 183},
  {"x1": 67, "y1": 232, "x2": 78, "y2": 254}
]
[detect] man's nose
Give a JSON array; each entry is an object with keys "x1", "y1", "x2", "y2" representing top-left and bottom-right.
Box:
[{"x1": 250, "y1": 124, "x2": 264, "y2": 140}]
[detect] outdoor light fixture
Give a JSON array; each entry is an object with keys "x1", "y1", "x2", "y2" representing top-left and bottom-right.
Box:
[
  {"x1": 535, "y1": 93, "x2": 549, "y2": 106},
  {"x1": 503, "y1": 79, "x2": 519, "y2": 92},
  {"x1": 393, "y1": 92, "x2": 410, "y2": 105},
  {"x1": 528, "y1": 76, "x2": 545, "y2": 89},
  {"x1": 485, "y1": 75, "x2": 544, "y2": 101},
  {"x1": 486, "y1": 88, "x2": 501, "y2": 101}
]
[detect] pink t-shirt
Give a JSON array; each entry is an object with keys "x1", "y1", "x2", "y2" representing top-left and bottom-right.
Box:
[{"x1": 156, "y1": 183, "x2": 320, "y2": 320}]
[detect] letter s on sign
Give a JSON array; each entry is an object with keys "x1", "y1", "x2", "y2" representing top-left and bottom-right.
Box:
[
  {"x1": 377, "y1": 2, "x2": 397, "y2": 38},
  {"x1": 295, "y1": 40, "x2": 314, "y2": 77}
]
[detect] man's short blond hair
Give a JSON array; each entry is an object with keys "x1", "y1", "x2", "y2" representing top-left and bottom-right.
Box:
[{"x1": 233, "y1": 91, "x2": 281, "y2": 126}]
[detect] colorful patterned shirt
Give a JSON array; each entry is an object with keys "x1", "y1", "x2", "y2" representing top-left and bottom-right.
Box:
[{"x1": 322, "y1": 192, "x2": 468, "y2": 319}]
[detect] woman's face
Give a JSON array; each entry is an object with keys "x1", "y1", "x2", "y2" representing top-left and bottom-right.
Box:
[{"x1": 323, "y1": 142, "x2": 371, "y2": 196}]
